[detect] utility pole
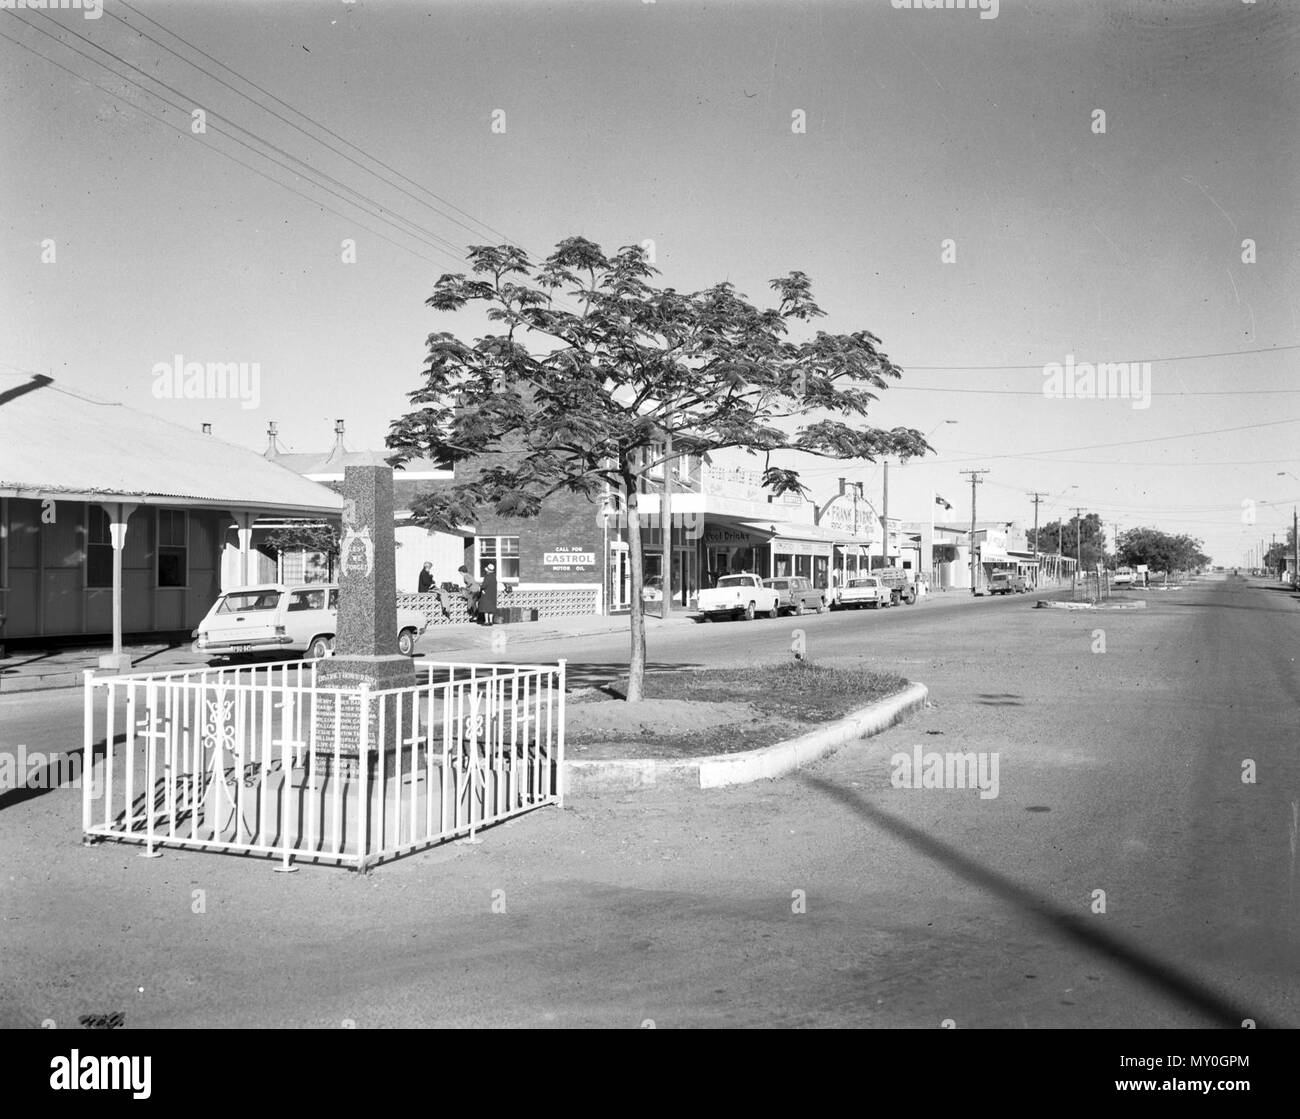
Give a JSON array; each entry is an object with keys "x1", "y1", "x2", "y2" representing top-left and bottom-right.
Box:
[
  {"x1": 662, "y1": 430, "x2": 674, "y2": 618},
  {"x1": 1029, "y1": 492, "x2": 1047, "y2": 583},
  {"x1": 881, "y1": 460, "x2": 890, "y2": 569},
  {"x1": 1073, "y1": 507, "x2": 1085, "y2": 581},
  {"x1": 960, "y1": 469, "x2": 989, "y2": 594}
]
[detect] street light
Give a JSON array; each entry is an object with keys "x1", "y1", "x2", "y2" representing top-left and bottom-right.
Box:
[{"x1": 1278, "y1": 473, "x2": 1298, "y2": 584}]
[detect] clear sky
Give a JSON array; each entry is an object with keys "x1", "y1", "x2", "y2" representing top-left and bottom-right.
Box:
[{"x1": 3, "y1": 0, "x2": 1297, "y2": 563}]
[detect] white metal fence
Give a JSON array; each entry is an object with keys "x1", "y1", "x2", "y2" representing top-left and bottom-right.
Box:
[{"x1": 81, "y1": 658, "x2": 565, "y2": 870}]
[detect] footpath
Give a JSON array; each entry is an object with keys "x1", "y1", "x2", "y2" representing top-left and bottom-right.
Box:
[{"x1": 0, "y1": 612, "x2": 697, "y2": 694}]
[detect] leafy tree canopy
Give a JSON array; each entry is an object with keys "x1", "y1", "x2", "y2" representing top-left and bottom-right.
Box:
[
  {"x1": 263, "y1": 521, "x2": 340, "y2": 561},
  {"x1": 387, "y1": 238, "x2": 930, "y2": 527},
  {"x1": 386, "y1": 238, "x2": 929, "y2": 700}
]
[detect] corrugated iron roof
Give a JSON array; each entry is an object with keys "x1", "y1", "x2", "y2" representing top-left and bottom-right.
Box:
[{"x1": 0, "y1": 373, "x2": 344, "y2": 514}]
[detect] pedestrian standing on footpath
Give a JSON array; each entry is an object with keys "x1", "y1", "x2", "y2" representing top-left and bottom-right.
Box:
[
  {"x1": 459, "y1": 564, "x2": 481, "y2": 617},
  {"x1": 478, "y1": 563, "x2": 498, "y2": 626}
]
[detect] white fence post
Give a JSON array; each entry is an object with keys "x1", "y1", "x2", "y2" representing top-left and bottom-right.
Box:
[
  {"x1": 81, "y1": 670, "x2": 94, "y2": 841},
  {"x1": 557, "y1": 659, "x2": 567, "y2": 808}
]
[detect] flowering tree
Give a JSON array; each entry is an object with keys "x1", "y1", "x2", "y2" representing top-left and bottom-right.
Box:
[{"x1": 388, "y1": 238, "x2": 928, "y2": 701}]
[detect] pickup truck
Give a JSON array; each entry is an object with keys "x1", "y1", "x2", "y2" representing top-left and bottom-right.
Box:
[
  {"x1": 833, "y1": 575, "x2": 892, "y2": 610},
  {"x1": 697, "y1": 573, "x2": 780, "y2": 622},
  {"x1": 987, "y1": 571, "x2": 1027, "y2": 595},
  {"x1": 874, "y1": 566, "x2": 917, "y2": 605}
]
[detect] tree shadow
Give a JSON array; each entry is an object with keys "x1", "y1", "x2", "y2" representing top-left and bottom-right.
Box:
[
  {"x1": 561, "y1": 661, "x2": 706, "y2": 693},
  {"x1": 798, "y1": 774, "x2": 1286, "y2": 1028}
]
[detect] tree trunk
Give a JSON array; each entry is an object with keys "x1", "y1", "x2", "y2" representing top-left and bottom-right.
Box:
[{"x1": 624, "y1": 470, "x2": 647, "y2": 702}]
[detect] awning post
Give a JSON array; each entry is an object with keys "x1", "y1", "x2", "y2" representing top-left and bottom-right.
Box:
[{"x1": 98, "y1": 502, "x2": 137, "y2": 673}]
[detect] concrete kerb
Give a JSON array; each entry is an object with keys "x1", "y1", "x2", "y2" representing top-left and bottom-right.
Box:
[{"x1": 561, "y1": 681, "x2": 929, "y2": 796}]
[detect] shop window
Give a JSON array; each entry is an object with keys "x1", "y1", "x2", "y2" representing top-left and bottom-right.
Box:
[
  {"x1": 86, "y1": 504, "x2": 113, "y2": 588},
  {"x1": 477, "y1": 536, "x2": 520, "y2": 581},
  {"x1": 157, "y1": 509, "x2": 188, "y2": 587}
]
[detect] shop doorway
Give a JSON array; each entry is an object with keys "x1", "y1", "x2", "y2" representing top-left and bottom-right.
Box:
[
  {"x1": 609, "y1": 544, "x2": 631, "y2": 611},
  {"x1": 672, "y1": 546, "x2": 698, "y2": 607}
]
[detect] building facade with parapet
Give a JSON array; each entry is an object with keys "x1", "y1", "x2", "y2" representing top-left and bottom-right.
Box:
[
  {"x1": 256, "y1": 420, "x2": 921, "y2": 617},
  {"x1": 0, "y1": 373, "x2": 342, "y2": 654}
]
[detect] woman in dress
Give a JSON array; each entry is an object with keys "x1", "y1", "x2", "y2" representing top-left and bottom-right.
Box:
[{"x1": 478, "y1": 563, "x2": 498, "y2": 625}]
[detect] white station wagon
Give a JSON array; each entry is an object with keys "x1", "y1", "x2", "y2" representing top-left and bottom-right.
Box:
[{"x1": 193, "y1": 584, "x2": 428, "y2": 660}]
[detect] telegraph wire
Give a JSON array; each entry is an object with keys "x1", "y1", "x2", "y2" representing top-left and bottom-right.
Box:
[
  {"x1": 0, "y1": 27, "x2": 456, "y2": 269},
  {"x1": 109, "y1": 1, "x2": 511, "y2": 247},
  {"x1": 12, "y1": 10, "x2": 473, "y2": 263},
  {"x1": 903, "y1": 343, "x2": 1300, "y2": 373}
]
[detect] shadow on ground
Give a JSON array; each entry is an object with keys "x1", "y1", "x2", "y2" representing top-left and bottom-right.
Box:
[{"x1": 801, "y1": 773, "x2": 1288, "y2": 1029}]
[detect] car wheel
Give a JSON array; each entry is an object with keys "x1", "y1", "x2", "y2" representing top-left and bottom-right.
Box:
[
  {"x1": 701, "y1": 613, "x2": 713, "y2": 623},
  {"x1": 768, "y1": 603, "x2": 780, "y2": 619},
  {"x1": 793, "y1": 600, "x2": 805, "y2": 617},
  {"x1": 307, "y1": 635, "x2": 331, "y2": 660},
  {"x1": 816, "y1": 598, "x2": 827, "y2": 614},
  {"x1": 398, "y1": 628, "x2": 416, "y2": 656},
  {"x1": 743, "y1": 601, "x2": 756, "y2": 622}
]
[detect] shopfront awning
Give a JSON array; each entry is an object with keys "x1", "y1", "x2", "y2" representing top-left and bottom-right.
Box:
[{"x1": 738, "y1": 520, "x2": 838, "y2": 557}]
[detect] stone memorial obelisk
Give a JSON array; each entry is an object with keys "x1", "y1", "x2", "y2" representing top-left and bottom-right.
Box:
[{"x1": 315, "y1": 464, "x2": 416, "y2": 763}]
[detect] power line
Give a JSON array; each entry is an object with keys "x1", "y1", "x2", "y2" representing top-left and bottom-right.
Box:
[
  {"x1": 903, "y1": 343, "x2": 1300, "y2": 373},
  {"x1": 11, "y1": 10, "x2": 474, "y2": 264},
  {"x1": 946, "y1": 416, "x2": 1300, "y2": 462},
  {"x1": 895, "y1": 385, "x2": 1300, "y2": 397},
  {"x1": 109, "y1": 0, "x2": 511, "y2": 248},
  {"x1": 0, "y1": 26, "x2": 455, "y2": 268}
]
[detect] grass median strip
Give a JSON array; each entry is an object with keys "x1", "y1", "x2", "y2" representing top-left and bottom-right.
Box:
[{"x1": 566, "y1": 661, "x2": 910, "y2": 760}]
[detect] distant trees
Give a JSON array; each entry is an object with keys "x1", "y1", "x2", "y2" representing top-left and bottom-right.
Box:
[
  {"x1": 1115, "y1": 527, "x2": 1209, "y2": 573},
  {"x1": 263, "y1": 521, "x2": 340, "y2": 579},
  {"x1": 1029, "y1": 513, "x2": 1106, "y2": 568},
  {"x1": 1265, "y1": 538, "x2": 1292, "y2": 573}
]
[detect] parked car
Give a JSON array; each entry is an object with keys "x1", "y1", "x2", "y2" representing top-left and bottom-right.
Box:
[
  {"x1": 987, "y1": 571, "x2": 1027, "y2": 595},
  {"x1": 193, "y1": 584, "x2": 429, "y2": 660},
  {"x1": 763, "y1": 576, "x2": 826, "y2": 616},
  {"x1": 834, "y1": 575, "x2": 892, "y2": 609},
  {"x1": 697, "y1": 573, "x2": 780, "y2": 622}
]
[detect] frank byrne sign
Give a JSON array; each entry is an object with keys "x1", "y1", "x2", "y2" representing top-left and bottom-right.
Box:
[{"x1": 817, "y1": 494, "x2": 876, "y2": 541}]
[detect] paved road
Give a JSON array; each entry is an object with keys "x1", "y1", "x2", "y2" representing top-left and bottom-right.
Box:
[{"x1": 2, "y1": 575, "x2": 1297, "y2": 1027}]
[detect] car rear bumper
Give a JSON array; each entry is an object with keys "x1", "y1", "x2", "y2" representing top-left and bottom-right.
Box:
[{"x1": 195, "y1": 635, "x2": 294, "y2": 654}]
